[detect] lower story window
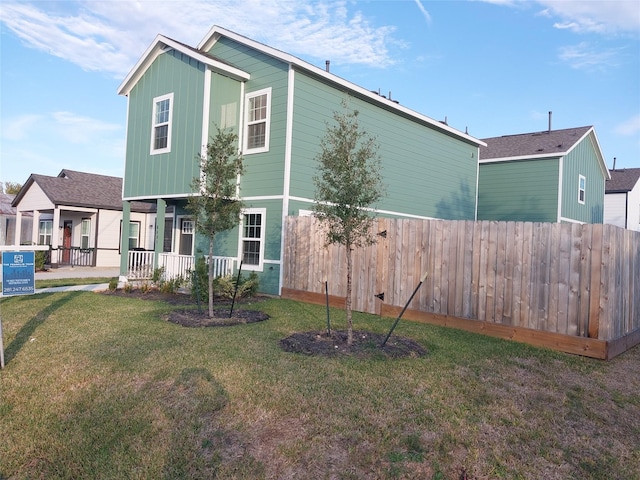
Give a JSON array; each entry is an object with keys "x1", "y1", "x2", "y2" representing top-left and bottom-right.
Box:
[
  {"x1": 39, "y1": 220, "x2": 53, "y2": 245},
  {"x1": 81, "y1": 219, "x2": 91, "y2": 249},
  {"x1": 129, "y1": 222, "x2": 140, "y2": 250},
  {"x1": 240, "y1": 209, "x2": 265, "y2": 270}
]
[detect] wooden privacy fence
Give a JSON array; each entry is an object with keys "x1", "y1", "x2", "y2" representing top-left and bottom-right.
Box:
[{"x1": 282, "y1": 217, "x2": 640, "y2": 359}]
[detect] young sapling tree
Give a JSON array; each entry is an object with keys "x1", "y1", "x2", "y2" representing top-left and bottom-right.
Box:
[
  {"x1": 187, "y1": 126, "x2": 244, "y2": 318},
  {"x1": 312, "y1": 105, "x2": 385, "y2": 345}
]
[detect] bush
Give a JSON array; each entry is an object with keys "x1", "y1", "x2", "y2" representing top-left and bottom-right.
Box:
[
  {"x1": 190, "y1": 256, "x2": 259, "y2": 303},
  {"x1": 35, "y1": 250, "x2": 47, "y2": 271},
  {"x1": 108, "y1": 278, "x2": 118, "y2": 291}
]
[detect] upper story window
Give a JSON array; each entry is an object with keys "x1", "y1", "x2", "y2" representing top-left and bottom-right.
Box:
[
  {"x1": 38, "y1": 220, "x2": 53, "y2": 245},
  {"x1": 240, "y1": 208, "x2": 266, "y2": 271},
  {"x1": 244, "y1": 88, "x2": 271, "y2": 154},
  {"x1": 128, "y1": 222, "x2": 140, "y2": 250},
  {"x1": 151, "y1": 93, "x2": 173, "y2": 154},
  {"x1": 81, "y1": 219, "x2": 91, "y2": 249},
  {"x1": 578, "y1": 175, "x2": 586, "y2": 204}
]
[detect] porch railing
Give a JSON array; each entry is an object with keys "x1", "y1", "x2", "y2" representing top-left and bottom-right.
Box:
[
  {"x1": 52, "y1": 247, "x2": 95, "y2": 267},
  {"x1": 127, "y1": 250, "x2": 235, "y2": 282}
]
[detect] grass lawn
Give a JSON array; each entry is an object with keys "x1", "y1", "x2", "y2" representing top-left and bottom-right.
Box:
[{"x1": 1, "y1": 291, "x2": 638, "y2": 479}]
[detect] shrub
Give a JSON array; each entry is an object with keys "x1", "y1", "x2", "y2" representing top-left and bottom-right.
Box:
[
  {"x1": 189, "y1": 256, "x2": 259, "y2": 302},
  {"x1": 108, "y1": 278, "x2": 118, "y2": 291},
  {"x1": 35, "y1": 250, "x2": 47, "y2": 271}
]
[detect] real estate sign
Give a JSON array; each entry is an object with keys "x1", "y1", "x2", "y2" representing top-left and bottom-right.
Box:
[
  {"x1": 2, "y1": 251, "x2": 35, "y2": 296},
  {"x1": 1, "y1": 251, "x2": 36, "y2": 368}
]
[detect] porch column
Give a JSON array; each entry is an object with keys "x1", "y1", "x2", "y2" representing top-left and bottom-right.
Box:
[
  {"x1": 14, "y1": 211, "x2": 22, "y2": 245},
  {"x1": 51, "y1": 207, "x2": 61, "y2": 250},
  {"x1": 154, "y1": 198, "x2": 166, "y2": 270},
  {"x1": 119, "y1": 201, "x2": 131, "y2": 280},
  {"x1": 31, "y1": 210, "x2": 40, "y2": 245}
]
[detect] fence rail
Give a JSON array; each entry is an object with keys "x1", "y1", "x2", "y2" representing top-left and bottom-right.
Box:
[
  {"x1": 52, "y1": 247, "x2": 95, "y2": 267},
  {"x1": 283, "y1": 217, "x2": 640, "y2": 357}
]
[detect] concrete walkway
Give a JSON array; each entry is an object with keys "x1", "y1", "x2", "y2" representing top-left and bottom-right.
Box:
[{"x1": 1, "y1": 266, "x2": 120, "y2": 297}]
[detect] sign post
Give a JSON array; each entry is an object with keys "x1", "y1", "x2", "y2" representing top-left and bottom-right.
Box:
[{"x1": 1, "y1": 251, "x2": 36, "y2": 368}]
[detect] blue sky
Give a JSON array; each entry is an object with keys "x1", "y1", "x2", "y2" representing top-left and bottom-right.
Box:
[{"x1": 1, "y1": 0, "x2": 639, "y2": 185}]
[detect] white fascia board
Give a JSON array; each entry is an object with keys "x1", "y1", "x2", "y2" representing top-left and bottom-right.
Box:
[
  {"x1": 123, "y1": 193, "x2": 198, "y2": 202},
  {"x1": 118, "y1": 35, "x2": 250, "y2": 96},
  {"x1": 199, "y1": 26, "x2": 485, "y2": 148},
  {"x1": 556, "y1": 127, "x2": 609, "y2": 180},
  {"x1": 479, "y1": 153, "x2": 563, "y2": 164}
]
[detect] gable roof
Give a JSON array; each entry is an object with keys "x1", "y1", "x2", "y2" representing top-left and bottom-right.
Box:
[
  {"x1": 12, "y1": 170, "x2": 154, "y2": 213},
  {"x1": 479, "y1": 126, "x2": 610, "y2": 179},
  {"x1": 0, "y1": 193, "x2": 17, "y2": 216},
  {"x1": 606, "y1": 168, "x2": 640, "y2": 193},
  {"x1": 118, "y1": 25, "x2": 484, "y2": 148}
]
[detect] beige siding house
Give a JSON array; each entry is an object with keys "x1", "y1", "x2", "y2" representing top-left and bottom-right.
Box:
[{"x1": 11, "y1": 170, "x2": 155, "y2": 268}]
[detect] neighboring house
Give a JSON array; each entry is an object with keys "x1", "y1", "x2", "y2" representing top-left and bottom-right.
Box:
[
  {"x1": 0, "y1": 193, "x2": 32, "y2": 246},
  {"x1": 604, "y1": 167, "x2": 640, "y2": 231},
  {"x1": 477, "y1": 126, "x2": 610, "y2": 224},
  {"x1": 117, "y1": 25, "x2": 485, "y2": 294},
  {"x1": 11, "y1": 170, "x2": 154, "y2": 268}
]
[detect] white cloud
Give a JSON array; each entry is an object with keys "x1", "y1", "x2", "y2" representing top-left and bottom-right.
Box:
[
  {"x1": 51, "y1": 112, "x2": 122, "y2": 144},
  {"x1": 0, "y1": 0, "x2": 401, "y2": 78},
  {"x1": 414, "y1": 0, "x2": 432, "y2": 25},
  {"x1": 537, "y1": 0, "x2": 640, "y2": 35},
  {"x1": 615, "y1": 114, "x2": 640, "y2": 136},
  {"x1": 1, "y1": 114, "x2": 43, "y2": 140},
  {"x1": 557, "y1": 42, "x2": 623, "y2": 70}
]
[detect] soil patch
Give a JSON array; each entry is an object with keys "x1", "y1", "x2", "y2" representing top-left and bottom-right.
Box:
[
  {"x1": 102, "y1": 289, "x2": 269, "y2": 326},
  {"x1": 165, "y1": 308, "x2": 270, "y2": 327},
  {"x1": 280, "y1": 330, "x2": 427, "y2": 359}
]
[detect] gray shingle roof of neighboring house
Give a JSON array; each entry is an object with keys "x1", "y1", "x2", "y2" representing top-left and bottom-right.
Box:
[
  {"x1": 0, "y1": 193, "x2": 17, "y2": 216},
  {"x1": 479, "y1": 126, "x2": 593, "y2": 160},
  {"x1": 606, "y1": 168, "x2": 640, "y2": 193},
  {"x1": 12, "y1": 169, "x2": 154, "y2": 213}
]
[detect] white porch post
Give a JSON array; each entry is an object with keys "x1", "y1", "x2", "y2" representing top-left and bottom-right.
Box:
[
  {"x1": 31, "y1": 210, "x2": 40, "y2": 245},
  {"x1": 51, "y1": 207, "x2": 61, "y2": 250},
  {"x1": 14, "y1": 210, "x2": 22, "y2": 246},
  {"x1": 154, "y1": 198, "x2": 166, "y2": 270}
]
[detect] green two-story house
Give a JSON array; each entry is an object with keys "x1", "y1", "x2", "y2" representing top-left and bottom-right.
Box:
[
  {"x1": 117, "y1": 26, "x2": 485, "y2": 294},
  {"x1": 477, "y1": 125, "x2": 610, "y2": 224}
]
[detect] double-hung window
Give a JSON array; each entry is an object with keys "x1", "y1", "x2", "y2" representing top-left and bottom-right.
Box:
[
  {"x1": 240, "y1": 208, "x2": 266, "y2": 271},
  {"x1": 151, "y1": 93, "x2": 173, "y2": 154},
  {"x1": 578, "y1": 175, "x2": 586, "y2": 204},
  {"x1": 38, "y1": 220, "x2": 53, "y2": 245},
  {"x1": 80, "y1": 219, "x2": 91, "y2": 249},
  {"x1": 244, "y1": 88, "x2": 271, "y2": 154},
  {"x1": 128, "y1": 222, "x2": 140, "y2": 250}
]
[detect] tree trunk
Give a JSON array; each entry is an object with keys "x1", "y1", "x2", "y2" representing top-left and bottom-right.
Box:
[
  {"x1": 208, "y1": 237, "x2": 214, "y2": 318},
  {"x1": 346, "y1": 244, "x2": 353, "y2": 345}
]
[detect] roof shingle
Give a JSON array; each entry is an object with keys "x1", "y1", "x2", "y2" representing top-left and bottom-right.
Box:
[{"x1": 606, "y1": 168, "x2": 640, "y2": 193}]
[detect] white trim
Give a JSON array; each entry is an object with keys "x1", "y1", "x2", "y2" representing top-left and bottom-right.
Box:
[
  {"x1": 263, "y1": 259, "x2": 281, "y2": 265},
  {"x1": 287, "y1": 196, "x2": 439, "y2": 220},
  {"x1": 238, "y1": 207, "x2": 266, "y2": 272},
  {"x1": 243, "y1": 87, "x2": 272, "y2": 154},
  {"x1": 201, "y1": 68, "x2": 212, "y2": 159},
  {"x1": 474, "y1": 147, "x2": 480, "y2": 221},
  {"x1": 578, "y1": 174, "x2": 586, "y2": 205},
  {"x1": 279, "y1": 66, "x2": 296, "y2": 294},
  {"x1": 175, "y1": 215, "x2": 195, "y2": 256},
  {"x1": 479, "y1": 153, "x2": 564, "y2": 164},
  {"x1": 123, "y1": 192, "x2": 198, "y2": 201},
  {"x1": 150, "y1": 93, "x2": 174, "y2": 155},
  {"x1": 557, "y1": 157, "x2": 564, "y2": 222},
  {"x1": 560, "y1": 216, "x2": 585, "y2": 224},
  {"x1": 118, "y1": 34, "x2": 249, "y2": 96},
  {"x1": 242, "y1": 195, "x2": 284, "y2": 201},
  {"x1": 198, "y1": 26, "x2": 484, "y2": 148},
  {"x1": 122, "y1": 97, "x2": 131, "y2": 199}
]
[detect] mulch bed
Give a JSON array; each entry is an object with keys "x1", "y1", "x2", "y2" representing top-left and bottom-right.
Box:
[
  {"x1": 103, "y1": 289, "x2": 426, "y2": 358},
  {"x1": 102, "y1": 289, "x2": 270, "y2": 326},
  {"x1": 280, "y1": 330, "x2": 428, "y2": 359}
]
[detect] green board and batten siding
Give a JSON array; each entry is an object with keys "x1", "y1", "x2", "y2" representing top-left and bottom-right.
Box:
[
  {"x1": 290, "y1": 72, "x2": 479, "y2": 219},
  {"x1": 207, "y1": 37, "x2": 289, "y2": 198},
  {"x1": 561, "y1": 136, "x2": 605, "y2": 223},
  {"x1": 477, "y1": 158, "x2": 560, "y2": 223},
  {"x1": 124, "y1": 50, "x2": 206, "y2": 198}
]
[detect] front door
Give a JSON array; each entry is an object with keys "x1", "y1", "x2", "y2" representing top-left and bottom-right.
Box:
[
  {"x1": 179, "y1": 218, "x2": 193, "y2": 256},
  {"x1": 62, "y1": 221, "x2": 72, "y2": 263}
]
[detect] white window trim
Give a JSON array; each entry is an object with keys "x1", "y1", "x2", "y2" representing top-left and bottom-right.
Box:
[
  {"x1": 129, "y1": 221, "x2": 141, "y2": 250},
  {"x1": 239, "y1": 207, "x2": 266, "y2": 271},
  {"x1": 176, "y1": 215, "x2": 194, "y2": 256},
  {"x1": 80, "y1": 218, "x2": 91, "y2": 249},
  {"x1": 243, "y1": 87, "x2": 271, "y2": 154},
  {"x1": 150, "y1": 92, "x2": 174, "y2": 155},
  {"x1": 578, "y1": 174, "x2": 586, "y2": 205},
  {"x1": 39, "y1": 219, "x2": 53, "y2": 246}
]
